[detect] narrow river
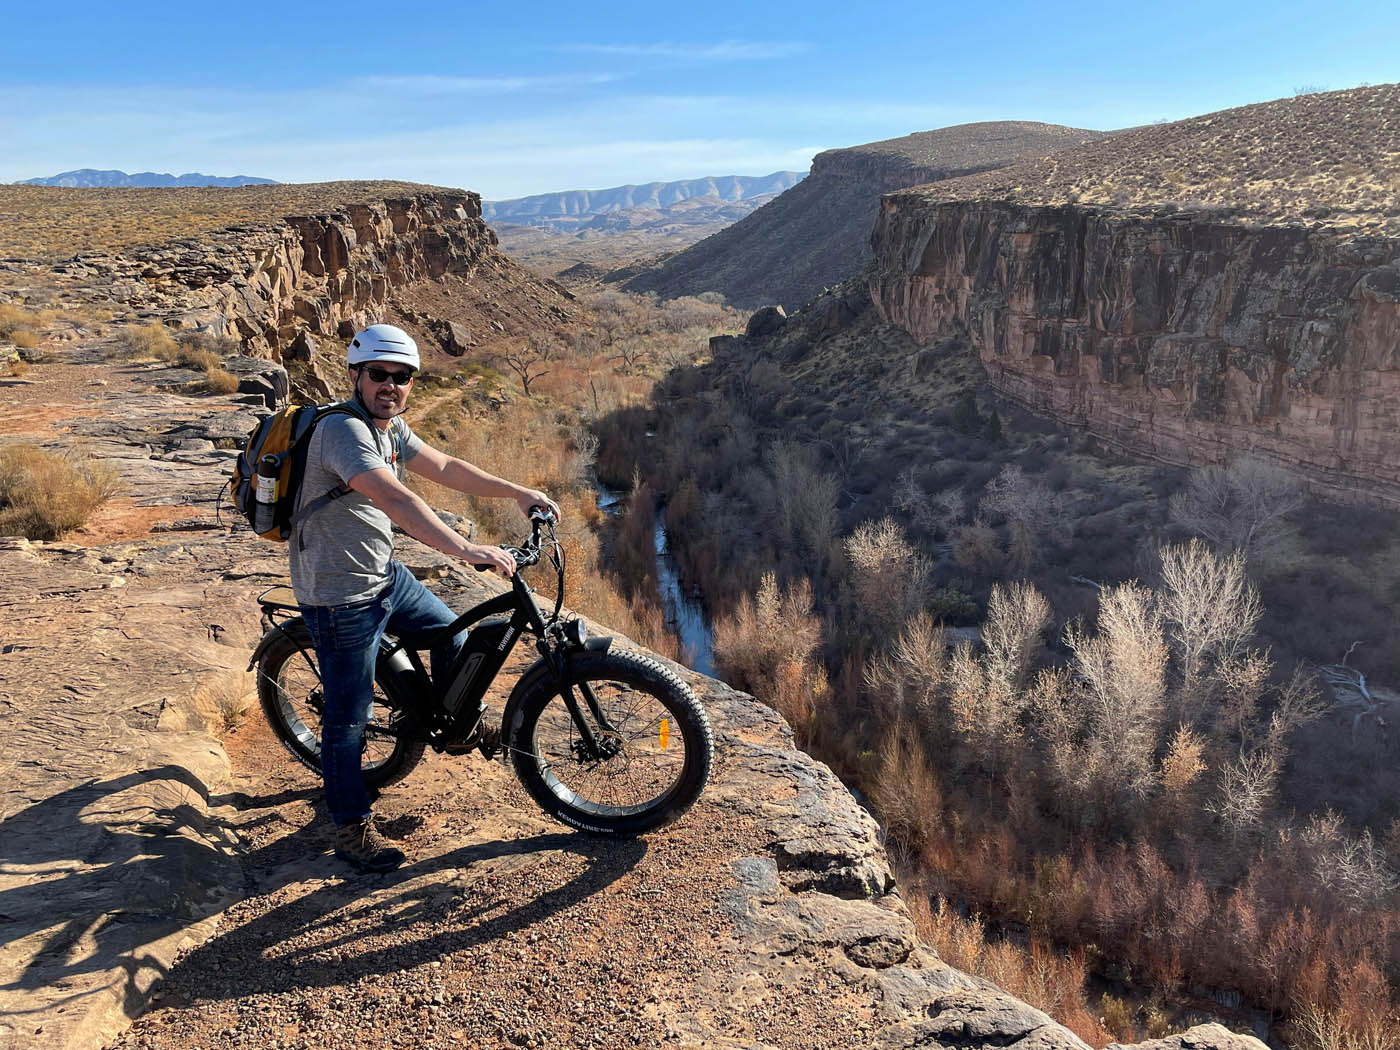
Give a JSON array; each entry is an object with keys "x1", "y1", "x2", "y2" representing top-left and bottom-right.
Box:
[{"x1": 595, "y1": 482, "x2": 715, "y2": 675}]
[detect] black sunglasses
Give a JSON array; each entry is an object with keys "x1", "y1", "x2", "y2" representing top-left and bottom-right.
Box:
[{"x1": 361, "y1": 365, "x2": 415, "y2": 386}]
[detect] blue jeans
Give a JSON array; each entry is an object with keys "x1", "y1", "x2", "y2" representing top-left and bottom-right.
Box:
[{"x1": 301, "y1": 561, "x2": 466, "y2": 827}]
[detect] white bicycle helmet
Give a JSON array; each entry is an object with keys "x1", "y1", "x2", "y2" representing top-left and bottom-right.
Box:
[{"x1": 347, "y1": 324, "x2": 420, "y2": 371}]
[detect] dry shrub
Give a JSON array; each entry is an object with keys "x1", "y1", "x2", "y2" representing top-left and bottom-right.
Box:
[
  {"x1": 121, "y1": 322, "x2": 179, "y2": 361},
  {"x1": 205, "y1": 367, "x2": 240, "y2": 394},
  {"x1": 193, "y1": 669, "x2": 256, "y2": 733},
  {"x1": 871, "y1": 725, "x2": 944, "y2": 856},
  {"x1": 713, "y1": 571, "x2": 825, "y2": 742},
  {"x1": 10, "y1": 329, "x2": 39, "y2": 349},
  {"x1": 180, "y1": 347, "x2": 221, "y2": 372},
  {"x1": 3, "y1": 357, "x2": 29, "y2": 377},
  {"x1": 0, "y1": 304, "x2": 61, "y2": 339},
  {"x1": 1098, "y1": 994, "x2": 1136, "y2": 1040},
  {"x1": 0, "y1": 444, "x2": 122, "y2": 540},
  {"x1": 912, "y1": 896, "x2": 1108, "y2": 1045}
]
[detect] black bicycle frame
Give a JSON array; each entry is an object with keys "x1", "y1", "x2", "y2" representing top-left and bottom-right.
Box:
[{"x1": 372, "y1": 570, "x2": 617, "y2": 756}]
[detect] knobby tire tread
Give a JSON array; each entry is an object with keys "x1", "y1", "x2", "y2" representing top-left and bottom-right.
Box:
[{"x1": 509, "y1": 649, "x2": 713, "y2": 835}]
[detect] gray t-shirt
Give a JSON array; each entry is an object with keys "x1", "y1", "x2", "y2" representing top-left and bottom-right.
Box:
[{"x1": 289, "y1": 405, "x2": 423, "y2": 606}]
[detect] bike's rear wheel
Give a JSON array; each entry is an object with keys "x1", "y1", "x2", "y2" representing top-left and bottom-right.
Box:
[
  {"x1": 509, "y1": 649, "x2": 712, "y2": 834},
  {"x1": 255, "y1": 620, "x2": 426, "y2": 790}
]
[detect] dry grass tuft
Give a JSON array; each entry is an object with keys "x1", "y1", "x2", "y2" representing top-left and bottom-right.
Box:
[
  {"x1": 192, "y1": 669, "x2": 257, "y2": 733},
  {"x1": 0, "y1": 444, "x2": 122, "y2": 540},
  {"x1": 121, "y1": 323, "x2": 180, "y2": 361},
  {"x1": 204, "y1": 368, "x2": 240, "y2": 394},
  {"x1": 179, "y1": 347, "x2": 221, "y2": 372}
]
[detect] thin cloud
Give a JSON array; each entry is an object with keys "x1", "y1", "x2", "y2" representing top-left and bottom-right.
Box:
[
  {"x1": 560, "y1": 40, "x2": 808, "y2": 61},
  {"x1": 355, "y1": 73, "x2": 619, "y2": 94}
]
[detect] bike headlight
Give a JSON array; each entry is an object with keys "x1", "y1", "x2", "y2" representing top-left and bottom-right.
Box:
[{"x1": 564, "y1": 618, "x2": 588, "y2": 647}]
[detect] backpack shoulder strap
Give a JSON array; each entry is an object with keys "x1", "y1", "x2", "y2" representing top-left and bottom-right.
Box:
[
  {"x1": 389, "y1": 415, "x2": 410, "y2": 482},
  {"x1": 285, "y1": 405, "x2": 362, "y2": 529}
]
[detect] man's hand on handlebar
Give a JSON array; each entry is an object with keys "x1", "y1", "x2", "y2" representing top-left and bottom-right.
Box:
[
  {"x1": 515, "y1": 488, "x2": 560, "y2": 523},
  {"x1": 465, "y1": 543, "x2": 517, "y2": 578}
]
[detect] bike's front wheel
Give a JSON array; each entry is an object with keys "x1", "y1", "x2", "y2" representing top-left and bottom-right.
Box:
[{"x1": 509, "y1": 649, "x2": 713, "y2": 835}]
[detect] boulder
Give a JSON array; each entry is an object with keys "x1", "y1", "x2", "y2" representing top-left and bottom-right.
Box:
[
  {"x1": 284, "y1": 328, "x2": 316, "y2": 362},
  {"x1": 440, "y1": 320, "x2": 473, "y2": 356},
  {"x1": 745, "y1": 304, "x2": 787, "y2": 339}
]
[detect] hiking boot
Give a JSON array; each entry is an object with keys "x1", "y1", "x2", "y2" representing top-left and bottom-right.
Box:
[{"x1": 334, "y1": 817, "x2": 406, "y2": 873}]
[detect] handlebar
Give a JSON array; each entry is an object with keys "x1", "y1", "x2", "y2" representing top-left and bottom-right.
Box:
[
  {"x1": 472, "y1": 507, "x2": 557, "y2": 573},
  {"x1": 462, "y1": 506, "x2": 566, "y2": 626}
]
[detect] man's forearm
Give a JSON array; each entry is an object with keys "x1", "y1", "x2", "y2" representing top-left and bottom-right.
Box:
[
  {"x1": 374, "y1": 484, "x2": 475, "y2": 559},
  {"x1": 438, "y1": 457, "x2": 524, "y2": 502}
]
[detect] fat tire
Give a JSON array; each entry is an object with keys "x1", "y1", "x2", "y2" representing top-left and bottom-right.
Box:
[
  {"x1": 509, "y1": 649, "x2": 712, "y2": 834},
  {"x1": 254, "y1": 621, "x2": 426, "y2": 790}
]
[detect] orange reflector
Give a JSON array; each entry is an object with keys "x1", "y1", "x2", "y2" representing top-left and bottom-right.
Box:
[{"x1": 659, "y1": 718, "x2": 670, "y2": 749}]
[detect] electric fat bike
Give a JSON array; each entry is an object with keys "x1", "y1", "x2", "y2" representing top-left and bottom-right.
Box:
[{"x1": 248, "y1": 510, "x2": 713, "y2": 834}]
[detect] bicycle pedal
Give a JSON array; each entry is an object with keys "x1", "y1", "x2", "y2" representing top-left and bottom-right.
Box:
[{"x1": 476, "y1": 722, "x2": 502, "y2": 760}]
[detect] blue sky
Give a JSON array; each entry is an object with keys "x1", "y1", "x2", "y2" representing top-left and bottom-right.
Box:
[{"x1": 3, "y1": 0, "x2": 1396, "y2": 199}]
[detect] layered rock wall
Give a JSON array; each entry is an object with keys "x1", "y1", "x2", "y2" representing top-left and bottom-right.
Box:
[
  {"x1": 54, "y1": 192, "x2": 498, "y2": 360},
  {"x1": 870, "y1": 196, "x2": 1400, "y2": 505}
]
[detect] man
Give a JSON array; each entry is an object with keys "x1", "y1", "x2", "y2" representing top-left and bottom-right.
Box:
[{"x1": 291, "y1": 323, "x2": 559, "y2": 872}]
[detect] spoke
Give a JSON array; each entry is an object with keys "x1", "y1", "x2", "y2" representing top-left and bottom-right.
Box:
[{"x1": 530, "y1": 678, "x2": 684, "y2": 814}]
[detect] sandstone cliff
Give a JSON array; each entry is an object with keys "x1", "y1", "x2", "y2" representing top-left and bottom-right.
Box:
[
  {"x1": 27, "y1": 187, "x2": 576, "y2": 397},
  {"x1": 622, "y1": 122, "x2": 1104, "y2": 310},
  {"x1": 869, "y1": 86, "x2": 1400, "y2": 506}
]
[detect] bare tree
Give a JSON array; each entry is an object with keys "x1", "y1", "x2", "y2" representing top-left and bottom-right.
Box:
[
  {"x1": 865, "y1": 611, "x2": 946, "y2": 733},
  {"x1": 844, "y1": 517, "x2": 932, "y2": 641},
  {"x1": 983, "y1": 580, "x2": 1051, "y2": 697},
  {"x1": 499, "y1": 339, "x2": 551, "y2": 397},
  {"x1": 1207, "y1": 748, "x2": 1279, "y2": 843},
  {"x1": 945, "y1": 582, "x2": 1050, "y2": 769},
  {"x1": 979, "y1": 465, "x2": 1066, "y2": 574},
  {"x1": 766, "y1": 441, "x2": 840, "y2": 582},
  {"x1": 894, "y1": 468, "x2": 960, "y2": 534},
  {"x1": 1168, "y1": 457, "x2": 1304, "y2": 570},
  {"x1": 1299, "y1": 811, "x2": 1398, "y2": 911},
  {"x1": 1158, "y1": 539, "x2": 1262, "y2": 726},
  {"x1": 1063, "y1": 582, "x2": 1169, "y2": 803}
]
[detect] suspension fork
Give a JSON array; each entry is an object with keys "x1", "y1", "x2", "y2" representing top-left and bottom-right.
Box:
[{"x1": 509, "y1": 565, "x2": 622, "y2": 760}]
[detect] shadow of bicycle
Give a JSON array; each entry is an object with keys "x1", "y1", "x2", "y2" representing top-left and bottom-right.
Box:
[
  {"x1": 1, "y1": 762, "x2": 646, "y2": 1025},
  {"x1": 166, "y1": 829, "x2": 647, "y2": 1002}
]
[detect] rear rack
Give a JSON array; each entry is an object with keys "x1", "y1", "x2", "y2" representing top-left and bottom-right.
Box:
[{"x1": 256, "y1": 584, "x2": 300, "y2": 612}]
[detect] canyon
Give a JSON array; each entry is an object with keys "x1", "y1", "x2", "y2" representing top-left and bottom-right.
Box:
[
  {"x1": 620, "y1": 121, "x2": 1104, "y2": 310},
  {"x1": 867, "y1": 86, "x2": 1400, "y2": 505},
  {"x1": 0, "y1": 186, "x2": 1266, "y2": 1049}
]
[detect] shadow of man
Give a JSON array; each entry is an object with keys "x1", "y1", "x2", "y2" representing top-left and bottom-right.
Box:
[
  {"x1": 162, "y1": 830, "x2": 648, "y2": 1004},
  {"x1": 0, "y1": 764, "x2": 242, "y2": 1035}
]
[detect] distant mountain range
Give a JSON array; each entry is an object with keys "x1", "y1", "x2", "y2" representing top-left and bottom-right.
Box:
[
  {"x1": 484, "y1": 173, "x2": 803, "y2": 228},
  {"x1": 18, "y1": 169, "x2": 278, "y2": 188}
]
